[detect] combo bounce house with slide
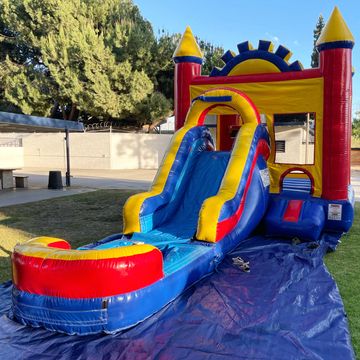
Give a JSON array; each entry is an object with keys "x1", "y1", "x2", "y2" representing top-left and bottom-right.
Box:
[{"x1": 4, "y1": 6, "x2": 357, "y2": 358}]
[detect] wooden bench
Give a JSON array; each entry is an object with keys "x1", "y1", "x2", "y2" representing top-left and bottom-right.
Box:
[{"x1": 14, "y1": 175, "x2": 29, "y2": 188}]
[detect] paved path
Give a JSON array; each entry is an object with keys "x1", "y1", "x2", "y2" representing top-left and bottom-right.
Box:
[
  {"x1": 1, "y1": 167, "x2": 359, "y2": 208},
  {"x1": 351, "y1": 170, "x2": 360, "y2": 201},
  {"x1": 0, "y1": 187, "x2": 95, "y2": 207},
  {"x1": 0, "y1": 168, "x2": 156, "y2": 207},
  {"x1": 15, "y1": 168, "x2": 157, "y2": 190}
]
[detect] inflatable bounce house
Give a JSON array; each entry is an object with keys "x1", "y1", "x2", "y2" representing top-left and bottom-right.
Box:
[{"x1": 11, "y1": 7, "x2": 355, "y2": 335}]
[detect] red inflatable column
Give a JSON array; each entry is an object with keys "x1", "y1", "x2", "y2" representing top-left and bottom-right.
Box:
[
  {"x1": 173, "y1": 27, "x2": 203, "y2": 130},
  {"x1": 316, "y1": 7, "x2": 354, "y2": 200}
]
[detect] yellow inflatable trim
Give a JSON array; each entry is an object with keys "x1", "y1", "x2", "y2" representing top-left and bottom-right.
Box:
[
  {"x1": 14, "y1": 236, "x2": 158, "y2": 261},
  {"x1": 173, "y1": 26, "x2": 203, "y2": 59},
  {"x1": 317, "y1": 7, "x2": 354, "y2": 46}
]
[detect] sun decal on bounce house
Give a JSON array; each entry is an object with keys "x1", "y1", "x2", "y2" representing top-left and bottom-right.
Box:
[{"x1": 210, "y1": 40, "x2": 303, "y2": 77}]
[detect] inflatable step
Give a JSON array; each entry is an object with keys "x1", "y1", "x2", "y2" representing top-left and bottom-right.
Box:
[{"x1": 264, "y1": 198, "x2": 325, "y2": 241}]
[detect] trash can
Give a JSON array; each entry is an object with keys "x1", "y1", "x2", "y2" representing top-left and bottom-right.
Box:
[{"x1": 48, "y1": 171, "x2": 63, "y2": 190}]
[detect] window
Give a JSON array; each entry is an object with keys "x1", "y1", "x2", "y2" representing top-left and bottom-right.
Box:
[{"x1": 273, "y1": 113, "x2": 315, "y2": 165}]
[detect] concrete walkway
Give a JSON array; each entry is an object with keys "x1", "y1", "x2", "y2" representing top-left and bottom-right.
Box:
[
  {"x1": 351, "y1": 169, "x2": 360, "y2": 201},
  {"x1": 0, "y1": 168, "x2": 156, "y2": 207},
  {"x1": 15, "y1": 168, "x2": 157, "y2": 190},
  {"x1": 1, "y1": 167, "x2": 359, "y2": 208},
  {"x1": 0, "y1": 187, "x2": 95, "y2": 207}
]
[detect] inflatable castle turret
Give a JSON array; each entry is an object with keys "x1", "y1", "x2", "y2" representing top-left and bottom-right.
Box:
[
  {"x1": 173, "y1": 27, "x2": 240, "y2": 149},
  {"x1": 173, "y1": 27, "x2": 203, "y2": 130},
  {"x1": 316, "y1": 7, "x2": 354, "y2": 200}
]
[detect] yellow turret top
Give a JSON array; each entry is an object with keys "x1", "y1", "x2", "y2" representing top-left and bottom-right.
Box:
[
  {"x1": 173, "y1": 26, "x2": 203, "y2": 62},
  {"x1": 316, "y1": 7, "x2": 354, "y2": 47}
]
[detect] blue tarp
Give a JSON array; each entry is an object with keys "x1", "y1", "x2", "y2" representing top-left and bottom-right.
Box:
[{"x1": 0, "y1": 235, "x2": 354, "y2": 359}]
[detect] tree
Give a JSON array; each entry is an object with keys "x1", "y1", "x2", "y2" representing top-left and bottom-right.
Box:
[
  {"x1": 0, "y1": 1, "x2": 225, "y2": 128},
  {"x1": 152, "y1": 32, "x2": 181, "y2": 101},
  {"x1": 137, "y1": 92, "x2": 173, "y2": 132},
  {"x1": 127, "y1": 32, "x2": 224, "y2": 126},
  {"x1": 311, "y1": 14, "x2": 325, "y2": 68},
  {"x1": 197, "y1": 39, "x2": 224, "y2": 75},
  {"x1": 352, "y1": 111, "x2": 360, "y2": 139},
  {"x1": 0, "y1": 0, "x2": 154, "y2": 122},
  {"x1": 150, "y1": 32, "x2": 224, "y2": 101}
]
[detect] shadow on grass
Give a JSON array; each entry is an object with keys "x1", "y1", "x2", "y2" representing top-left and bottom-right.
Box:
[
  {"x1": 0, "y1": 189, "x2": 139, "y2": 247},
  {"x1": 0, "y1": 246, "x2": 13, "y2": 284},
  {"x1": 0, "y1": 189, "x2": 141, "y2": 283},
  {"x1": 0, "y1": 245, "x2": 11, "y2": 256}
]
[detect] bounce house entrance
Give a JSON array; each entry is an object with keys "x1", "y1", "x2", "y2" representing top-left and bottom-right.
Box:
[{"x1": 281, "y1": 169, "x2": 313, "y2": 194}]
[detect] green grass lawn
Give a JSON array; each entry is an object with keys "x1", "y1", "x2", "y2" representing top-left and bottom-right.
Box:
[
  {"x1": 0, "y1": 190, "x2": 138, "y2": 281},
  {"x1": 0, "y1": 190, "x2": 359, "y2": 356},
  {"x1": 324, "y1": 207, "x2": 360, "y2": 357}
]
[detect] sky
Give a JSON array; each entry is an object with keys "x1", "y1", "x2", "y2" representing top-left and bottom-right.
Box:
[{"x1": 134, "y1": 0, "x2": 360, "y2": 113}]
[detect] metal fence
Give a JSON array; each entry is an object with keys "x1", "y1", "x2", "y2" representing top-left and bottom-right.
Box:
[{"x1": 0, "y1": 137, "x2": 23, "y2": 147}]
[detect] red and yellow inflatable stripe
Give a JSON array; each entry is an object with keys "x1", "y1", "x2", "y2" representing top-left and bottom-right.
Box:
[{"x1": 12, "y1": 237, "x2": 163, "y2": 298}]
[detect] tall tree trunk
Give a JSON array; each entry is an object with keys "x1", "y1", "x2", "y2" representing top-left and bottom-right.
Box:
[
  {"x1": 61, "y1": 103, "x2": 77, "y2": 120},
  {"x1": 69, "y1": 103, "x2": 77, "y2": 121},
  {"x1": 50, "y1": 101, "x2": 59, "y2": 118},
  {"x1": 61, "y1": 106, "x2": 67, "y2": 120},
  {"x1": 149, "y1": 117, "x2": 165, "y2": 132}
]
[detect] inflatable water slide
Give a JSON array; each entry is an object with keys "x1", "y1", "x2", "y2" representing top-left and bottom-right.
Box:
[
  {"x1": 10, "y1": 7, "x2": 355, "y2": 338},
  {"x1": 12, "y1": 89, "x2": 270, "y2": 334}
]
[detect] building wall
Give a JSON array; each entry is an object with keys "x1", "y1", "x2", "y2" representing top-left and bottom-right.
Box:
[
  {"x1": 23, "y1": 133, "x2": 111, "y2": 169},
  {"x1": 0, "y1": 147, "x2": 24, "y2": 169},
  {"x1": 0, "y1": 132, "x2": 172, "y2": 170},
  {"x1": 275, "y1": 127, "x2": 314, "y2": 164},
  {"x1": 110, "y1": 133, "x2": 171, "y2": 169}
]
